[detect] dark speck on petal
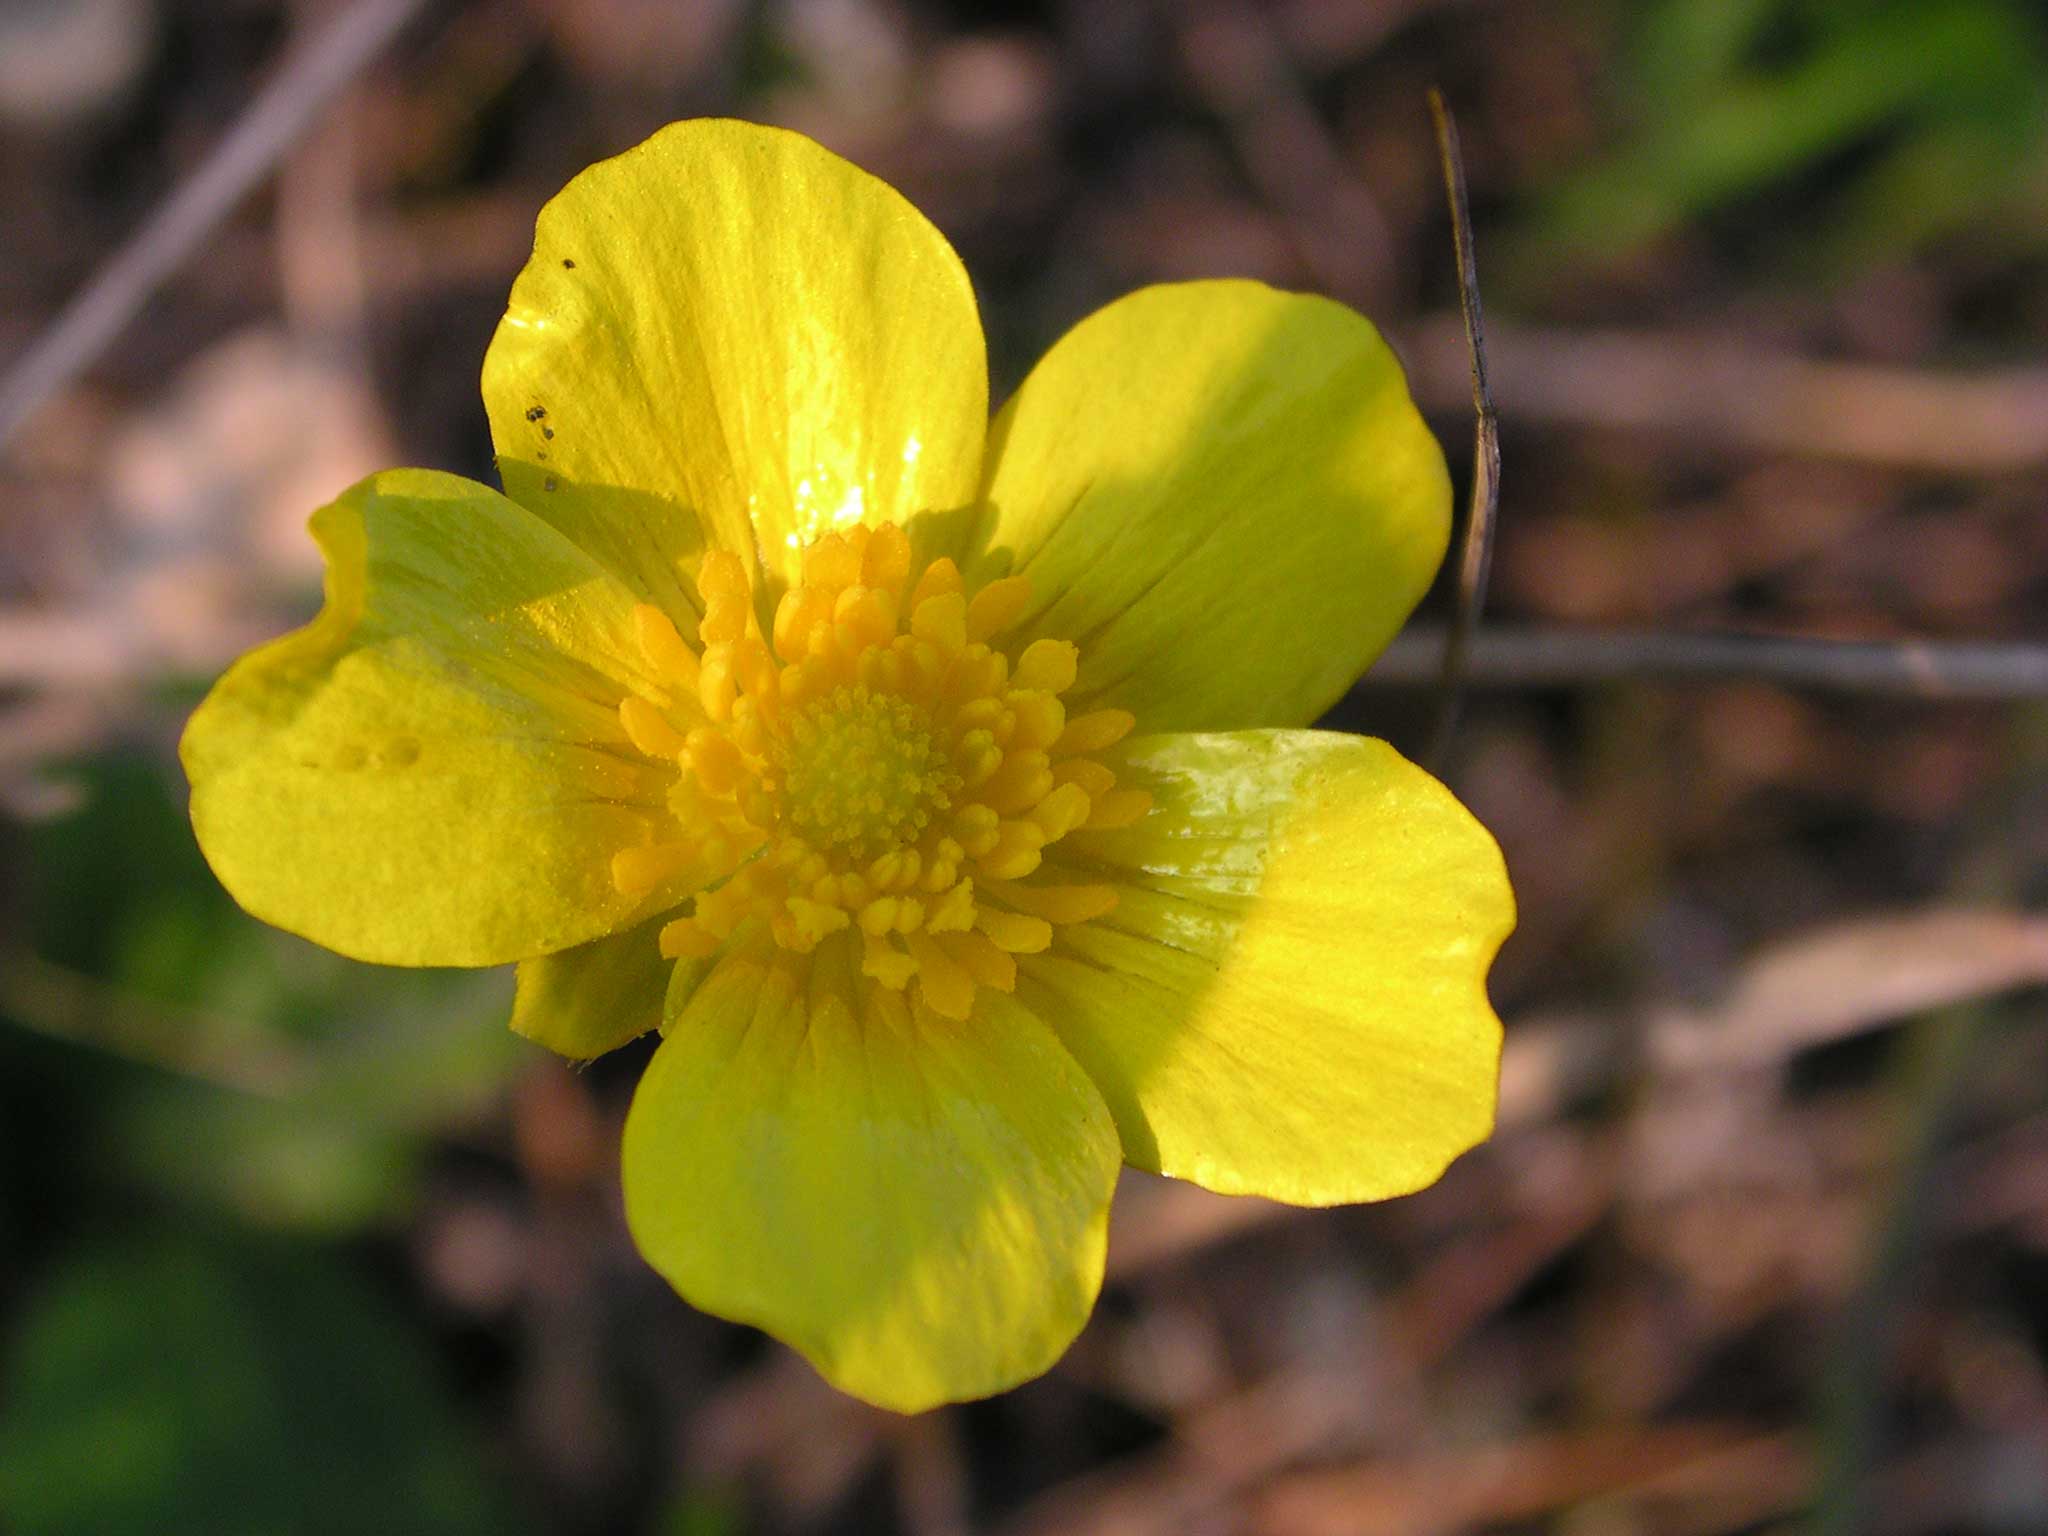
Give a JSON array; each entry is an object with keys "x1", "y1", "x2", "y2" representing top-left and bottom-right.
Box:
[{"x1": 525, "y1": 405, "x2": 546, "y2": 422}]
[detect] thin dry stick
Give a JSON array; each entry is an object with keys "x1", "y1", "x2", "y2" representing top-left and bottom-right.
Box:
[
  {"x1": 1425, "y1": 89, "x2": 1500, "y2": 769},
  {"x1": 1402, "y1": 315, "x2": 2048, "y2": 475},
  {"x1": 0, "y1": 0, "x2": 430, "y2": 454},
  {"x1": 1364, "y1": 625, "x2": 2048, "y2": 701}
]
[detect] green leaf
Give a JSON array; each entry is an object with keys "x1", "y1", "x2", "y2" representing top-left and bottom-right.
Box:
[{"x1": 0, "y1": 1233, "x2": 531, "y2": 1536}]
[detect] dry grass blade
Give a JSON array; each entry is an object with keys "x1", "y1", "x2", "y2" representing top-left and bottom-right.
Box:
[
  {"x1": 1424, "y1": 88, "x2": 1500, "y2": 771},
  {"x1": 1653, "y1": 909, "x2": 2048, "y2": 1072},
  {"x1": 0, "y1": 0, "x2": 430, "y2": 454}
]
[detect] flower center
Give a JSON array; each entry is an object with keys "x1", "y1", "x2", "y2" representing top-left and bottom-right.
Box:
[
  {"x1": 604, "y1": 521, "x2": 1151, "y2": 1020},
  {"x1": 776, "y1": 686, "x2": 954, "y2": 858}
]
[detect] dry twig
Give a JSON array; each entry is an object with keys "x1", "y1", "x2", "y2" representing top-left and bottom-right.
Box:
[
  {"x1": 1424, "y1": 89, "x2": 1500, "y2": 770},
  {"x1": 1364, "y1": 624, "x2": 2048, "y2": 700},
  {"x1": 0, "y1": 0, "x2": 430, "y2": 453},
  {"x1": 1404, "y1": 316, "x2": 2048, "y2": 474}
]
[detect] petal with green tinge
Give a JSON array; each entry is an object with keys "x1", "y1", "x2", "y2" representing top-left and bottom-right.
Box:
[
  {"x1": 622, "y1": 931, "x2": 1120, "y2": 1412},
  {"x1": 511, "y1": 912, "x2": 676, "y2": 1059},
  {"x1": 1021, "y1": 729, "x2": 1513, "y2": 1205},
  {"x1": 182, "y1": 469, "x2": 713, "y2": 969},
  {"x1": 975, "y1": 281, "x2": 1450, "y2": 732}
]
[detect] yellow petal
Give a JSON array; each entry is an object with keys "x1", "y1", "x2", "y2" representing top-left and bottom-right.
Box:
[
  {"x1": 621, "y1": 933, "x2": 1119, "y2": 1412},
  {"x1": 181, "y1": 470, "x2": 701, "y2": 968},
  {"x1": 976, "y1": 282, "x2": 1450, "y2": 731},
  {"x1": 482, "y1": 119, "x2": 988, "y2": 597},
  {"x1": 511, "y1": 912, "x2": 674, "y2": 1059},
  {"x1": 1021, "y1": 731, "x2": 1513, "y2": 1205}
]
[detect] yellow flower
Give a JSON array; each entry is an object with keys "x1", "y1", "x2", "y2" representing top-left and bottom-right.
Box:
[{"x1": 181, "y1": 120, "x2": 1514, "y2": 1412}]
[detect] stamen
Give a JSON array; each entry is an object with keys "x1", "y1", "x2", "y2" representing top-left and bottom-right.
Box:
[
  {"x1": 634, "y1": 604, "x2": 701, "y2": 688},
  {"x1": 604, "y1": 527, "x2": 1148, "y2": 1019},
  {"x1": 981, "y1": 880, "x2": 1118, "y2": 924},
  {"x1": 965, "y1": 575, "x2": 1033, "y2": 642},
  {"x1": 619, "y1": 695, "x2": 687, "y2": 758},
  {"x1": 1085, "y1": 788, "x2": 1153, "y2": 829},
  {"x1": 1015, "y1": 639, "x2": 1078, "y2": 693},
  {"x1": 612, "y1": 842, "x2": 695, "y2": 897},
  {"x1": 975, "y1": 908, "x2": 1053, "y2": 954},
  {"x1": 1056, "y1": 708, "x2": 1135, "y2": 755}
]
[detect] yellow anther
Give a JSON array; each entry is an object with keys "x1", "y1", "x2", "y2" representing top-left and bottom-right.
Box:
[
  {"x1": 1015, "y1": 638, "x2": 1079, "y2": 693},
  {"x1": 892, "y1": 897, "x2": 926, "y2": 933},
  {"x1": 982, "y1": 750, "x2": 1054, "y2": 814},
  {"x1": 1008, "y1": 691, "x2": 1065, "y2": 751},
  {"x1": 1057, "y1": 708, "x2": 1136, "y2": 755},
  {"x1": 981, "y1": 820, "x2": 1046, "y2": 880},
  {"x1": 659, "y1": 917, "x2": 722, "y2": 959},
  {"x1": 611, "y1": 841, "x2": 694, "y2": 897},
  {"x1": 910, "y1": 590, "x2": 967, "y2": 652},
  {"x1": 966, "y1": 575, "x2": 1033, "y2": 642},
  {"x1": 984, "y1": 880, "x2": 1118, "y2": 925},
  {"x1": 734, "y1": 636, "x2": 778, "y2": 706},
  {"x1": 902, "y1": 635, "x2": 950, "y2": 692},
  {"x1": 773, "y1": 585, "x2": 832, "y2": 660},
  {"x1": 1085, "y1": 788, "x2": 1153, "y2": 829},
  {"x1": 697, "y1": 553, "x2": 754, "y2": 648},
  {"x1": 698, "y1": 548, "x2": 749, "y2": 604},
  {"x1": 955, "y1": 730, "x2": 1004, "y2": 788},
  {"x1": 975, "y1": 907, "x2": 1053, "y2": 954},
  {"x1": 771, "y1": 659, "x2": 808, "y2": 712},
  {"x1": 803, "y1": 532, "x2": 863, "y2": 591},
  {"x1": 698, "y1": 645, "x2": 737, "y2": 721},
  {"x1": 634, "y1": 604, "x2": 701, "y2": 688},
  {"x1": 784, "y1": 898, "x2": 852, "y2": 949},
  {"x1": 953, "y1": 695, "x2": 1004, "y2": 732},
  {"x1": 950, "y1": 645, "x2": 1007, "y2": 700},
  {"x1": 1028, "y1": 781, "x2": 1092, "y2": 840},
  {"x1": 906, "y1": 931, "x2": 975, "y2": 1020},
  {"x1": 1052, "y1": 758, "x2": 1116, "y2": 798},
  {"x1": 908, "y1": 557, "x2": 962, "y2": 612},
  {"x1": 944, "y1": 930, "x2": 1016, "y2": 991},
  {"x1": 834, "y1": 585, "x2": 897, "y2": 651},
  {"x1": 952, "y1": 803, "x2": 1001, "y2": 856},
  {"x1": 619, "y1": 695, "x2": 687, "y2": 758},
  {"x1": 861, "y1": 930, "x2": 917, "y2": 988},
  {"x1": 684, "y1": 727, "x2": 743, "y2": 795},
  {"x1": 925, "y1": 877, "x2": 976, "y2": 933},
  {"x1": 731, "y1": 712, "x2": 770, "y2": 759},
  {"x1": 858, "y1": 897, "x2": 899, "y2": 936},
  {"x1": 862, "y1": 521, "x2": 911, "y2": 592},
  {"x1": 700, "y1": 602, "x2": 749, "y2": 651}
]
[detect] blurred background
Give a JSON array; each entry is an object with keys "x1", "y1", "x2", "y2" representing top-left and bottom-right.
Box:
[{"x1": 3, "y1": 0, "x2": 2048, "y2": 1531}]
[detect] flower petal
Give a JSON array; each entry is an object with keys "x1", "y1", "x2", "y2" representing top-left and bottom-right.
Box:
[
  {"x1": 182, "y1": 469, "x2": 707, "y2": 968},
  {"x1": 1021, "y1": 730, "x2": 1513, "y2": 1205},
  {"x1": 482, "y1": 119, "x2": 988, "y2": 601},
  {"x1": 511, "y1": 913, "x2": 672, "y2": 1059},
  {"x1": 975, "y1": 281, "x2": 1450, "y2": 731},
  {"x1": 622, "y1": 932, "x2": 1120, "y2": 1412}
]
